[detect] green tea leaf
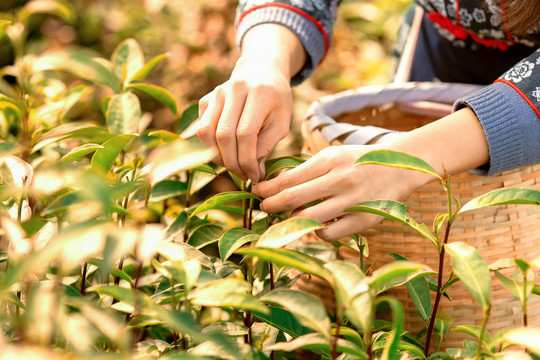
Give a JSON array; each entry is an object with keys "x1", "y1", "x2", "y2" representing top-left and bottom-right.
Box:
[
  {"x1": 188, "y1": 224, "x2": 222, "y2": 249},
  {"x1": 266, "y1": 333, "x2": 367, "y2": 358},
  {"x1": 355, "y1": 150, "x2": 441, "y2": 180},
  {"x1": 375, "y1": 297, "x2": 405, "y2": 360},
  {"x1": 88, "y1": 284, "x2": 134, "y2": 304},
  {"x1": 127, "y1": 83, "x2": 178, "y2": 115},
  {"x1": 236, "y1": 247, "x2": 328, "y2": 280},
  {"x1": 494, "y1": 269, "x2": 534, "y2": 304},
  {"x1": 261, "y1": 289, "x2": 331, "y2": 336},
  {"x1": 19, "y1": 0, "x2": 76, "y2": 23},
  {"x1": 148, "y1": 130, "x2": 180, "y2": 143},
  {"x1": 459, "y1": 187, "x2": 540, "y2": 214},
  {"x1": 451, "y1": 325, "x2": 493, "y2": 346},
  {"x1": 498, "y1": 327, "x2": 540, "y2": 355},
  {"x1": 150, "y1": 180, "x2": 188, "y2": 202},
  {"x1": 91, "y1": 133, "x2": 137, "y2": 174},
  {"x1": 347, "y1": 200, "x2": 439, "y2": 250},
  {"x1": 106, "y1": 92, "x2": 141, "y2": 135},
  {"x1": 434, "y1": 312, "x2": 452, "y2": 337},
  {"x1": 60, "y1": 143, "x2": 103, "y2": 161},
  {"x1": 389, "y1": 253, "x2": 431, "y2": 322},
  {"x1": 130, "y1": 53, "x2": 169, "y2": 83},
  {"x1": 264, "y1": 156, "x2": 305, "y2": 179},
  {"x1": 445, "y1": 242, "x2": 490, "y2": 310},
  {"x1": 178, "y1": 102, "x2": 198, "y2": 136},
  {"x1": 111, "y1": 38, "x2": 145, "y2": 84},
  {"x1": 251, "y1": 306, "x2": 313, "y2": 338},
  {"x1": 190, "y1": 191, "x2": 259, "y2": 218},
  {"x1": 218, "y1": 227, "x2": 259, "y2": 261},
  {"x1": 148, "y1": 138, "x2": 216, "y2": 185},
  {"x1": 256, "y1": 217, "x2": 323, "y2": 248},
  {"x1": 369, "y1": 260, "x2": 432, "y2": 294}
]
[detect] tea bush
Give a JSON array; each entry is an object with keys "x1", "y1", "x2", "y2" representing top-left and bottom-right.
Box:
[{"x1": 2, "y1": 1, "x2": 540, "y2": 360}]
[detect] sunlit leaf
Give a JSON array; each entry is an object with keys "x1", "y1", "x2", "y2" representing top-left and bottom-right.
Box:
[
  {"x1": 32, "y1": 123, "x2": 110, "y2": 153},
  {"x1": 91, "y1": 134, "x2": 137, "y2": 174},
  {"x1": 19, "y1": 0, "x2": 76, "y2": 23},
  {"x1": 347, "y1": 200, "x2": 439, "y2": 250},
  {"x1": 256, "y1": 217, "x2": 323, "y2": 248},
  {"x1": 127, "y1": 83, "x2": 178, "y2": 115},
  {"x1": 218, "y1": 227, "x2": 259, "y2": 261},
  {"x1": 187, "y1": 224, "x2": 222, "y2": 249},
  {"x1": 147, "y1": 138, "x2": 216, "y2": 185},
  {"x1": 236, "y1": 247, "x2": 329, "y2": 280},
  {"x1": 494, "y1": 269, "x2": 534, "y2": 305},
  {"x1": 369, "y1": 260, "x2": 431, "y2": 294},
  {"x1": 261, "y1": 289, "x2": 331, "y2": 336},
  {"x1": 164, "y1": 210, "x2": 188, "y2": 240},
  {"x1": 375, "y1": 297, "x2": 405, "y2": 360},
  {"x1": 148, "y1": 129, "x2": 180, "y2": 143},
  {"x1": 265, "y1": 333, "x2": 367, "y2": 358},
  {"x1": 355, "y1": 150, "x2": 441, "y2": 180},
  {"x1": 106, "y1": 92, "x2": 141, "y2": 135},
  {"x1": 178, "y1": 102, "x2": 198, "y2": 136},
  {"x1": 459, "y1": 188, "x2": 540, "y2": 214},
  {"x1": 264, "y1": 156, "x2": 305, "y2": 179},
  {"x1": 190, "y1": 191, "x2": 259, "y2": 218},
  {"x1": 111, "y1": 38, "x2": 145, "y2": 84},
  {"x1": 130, "y1": 53, "x2": 169, "y2": 83},
  {"x1": 451, "y1": 325, "x2": 493, "y2": 346},
  {"x1": 158, "y1": 241, "x2": 214, "y2": 270},
  {"x1": 445, "y1": 242, "x2": 490, "y2": 310},
  {"x1": 498, "y1": 327, "x2": 540, "y2": 355},
  {"x1": 60, "y1": 143, "x2": 103, "y2": 161}
]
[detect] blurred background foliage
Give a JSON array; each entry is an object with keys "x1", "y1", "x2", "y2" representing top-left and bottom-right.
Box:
[{"x1": 0, "y1": 0, "x2": 411, "y2": 153}]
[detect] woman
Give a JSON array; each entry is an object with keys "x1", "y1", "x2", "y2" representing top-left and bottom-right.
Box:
[{"x1": 196, "y1": 0, "x2": 540, "y2": 241}]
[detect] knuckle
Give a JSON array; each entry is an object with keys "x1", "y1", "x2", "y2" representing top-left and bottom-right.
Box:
[
  {"x1": 236, "y1": 125, "x2": 254, "y2": 140},
  {"x1": 230, "y1": 79, "x2": 247, "y2": 92},
  {"x1": 215, "y1": 129, "x2": 233, "y2": 144}
]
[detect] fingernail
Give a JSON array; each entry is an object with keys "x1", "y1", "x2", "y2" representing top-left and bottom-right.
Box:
[{"x1": 248, "y1": 172, "x2": 259, "y2": 184}]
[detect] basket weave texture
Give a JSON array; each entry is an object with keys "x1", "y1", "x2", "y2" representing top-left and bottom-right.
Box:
[{"x1": 297, "y1": 82, "x2": 540, "y2": 348}]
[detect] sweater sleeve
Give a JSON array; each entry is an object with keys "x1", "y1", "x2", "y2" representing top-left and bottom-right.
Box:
[
  {"x1": 235, "y1": 1, "x2": 339, "y2": 85},
  {"x1": 454, "y1": 49, "x2": 540, "y2": 175}
]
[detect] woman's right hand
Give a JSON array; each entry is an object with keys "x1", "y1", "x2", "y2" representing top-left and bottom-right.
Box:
[{"x1": 196, "y1": 24, "x2": 307, "y2": 183}]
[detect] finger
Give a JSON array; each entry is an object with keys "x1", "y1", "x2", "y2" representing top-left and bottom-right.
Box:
[
  {"x1": 259, "y1": 173, "x2": 336, "y2": 214},
  {"x1": 254, "y1": 111, "x2": 289, "y2": 182},
  {"x1": 236, "y1": 87, "x2": 273, "y2": 182},
  {"x1": 315, "y1": 213, "x2": 382, "y2": 242},
  {"x1": 215, "y1": 84, "x2": 248, "y2": 180},
  {"x1": 253, "y1": 152, "x2": 330, "y2": 198},
  {"x1": 197, "y1": 90, "x2": 225, "y2": 166},
  {"x1": 292, "y1": 197, "x2": 349, "y2": 224}
]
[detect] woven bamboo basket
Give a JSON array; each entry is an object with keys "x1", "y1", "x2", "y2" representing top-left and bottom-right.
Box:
[{"x1": 294, "y1": 81, "x2": 540, "y2": 349}]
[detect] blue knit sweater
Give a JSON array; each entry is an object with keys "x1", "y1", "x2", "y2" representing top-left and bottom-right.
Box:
[{"x1": 235, "y1": 0, "x2": 540, "y2": 175}]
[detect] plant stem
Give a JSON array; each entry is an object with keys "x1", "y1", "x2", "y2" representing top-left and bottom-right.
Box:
[
  {"x1": 331, "y1": 304, "x2": 344, "y2": 360},
  {"x1": 475, "y1": 306, "x2": 491, "y2": 359},
  {"x1": 269, "y1": 263, "x2": 275, "y2": 290},
  {"x1": 183, "y1": 171, "x2": 194, "y2": 242},
  {"x1": 424, "y1": 218, "x2": 452, "y2": 357},
  {"x1": 80, "y1": 263, "x2": 88, "y2": 295},
  {"x1": 523, "y1": 270, "x2": 528, "y2": 327}
]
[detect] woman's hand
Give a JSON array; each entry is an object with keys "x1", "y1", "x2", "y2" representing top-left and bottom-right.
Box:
[
  {"x1": 253, "y1": 145, "x2": 430, "y2": 242},
  {"x1": 197, "y1": 24, "x2": 307, "y2": 183},
  {"x1": 253, "y1": 107, "x2": 490, "y2": 242}
]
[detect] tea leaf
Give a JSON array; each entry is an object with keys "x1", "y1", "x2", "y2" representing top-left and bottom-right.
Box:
[
  {"x1": 375, "y1": 297, "x2": 405, "y2": 360},
  {"x1": 324, "y1": 261, "x2": 371, "y2": 333},
  {"x1": 188, "y1": 224, "x2": 222, "y2": 249},
  {"x1": 88, "y1": 284, "x2": 134, "y2": 305},
  {"x1": 0, "y1": 142, "x2": 20, "y2": 158},
  {"x1": 445, "y1": 242, "x2": 490, "y2": 310},
  {"x1": 127, "y1": 83, "x2": 178, "y2": 115},
  {"x1": 19, "y1": 0, "x2": 76, "y2": 24},
  {"x1": 498, "y1": 327, "x2": 540, "y2": 355},
  {"x1": 32, "y1": 123, "x2": 110, "y2": 153},
  {"x1": 190, "y1": 191, "x2": 259, "y2": 218},
  {"x1": 111, "y1": 38, "x2": 145, "y2": 84},
  {"x1": 265, "y1": 333, "x2": 367, "y2": 358},
  {"x1": 451, "y1": 325, "x2": 493, "y2": 346},
  {"x1": 369, "y1": 260, "x2": 432, "y2": 294},
  {"x1": 256, "y1": 217, "x2": 323, "y2": 248},
  {"x1": 494, "y1": 269, "x2": 534, "y2": 304},
  {"x1": 459, "y1": 188, "x2": 540, "y2": 214},
  {"x1": 354, "y1": 150, "x2": 441, "y2": 180},
  {"x1": 148, "y1": 130, "x2": 180, "y2": 143},
  {"x1": 218, "y1": 227, "x2": 259, "y2": 261},
  {"x1": 252, "y1": 306, "x2": 313, "y2": 338},
  {"x1": 106, "y1": 92, "x2": 141, "y2": 135},
  {"x1": 236, "y1": 247, "x2": 329, "y2": 280},
  {"x1": 434, "y1": 312, "x2": 452, "y2": 337},
  {"x1": 347, "y1": 200, "x2": 439, "y2": 250},
  {"x1": 91, "y1": 134, "x2": 137, "y2": 174},
  {"x1": 389, "y1": 253, "x2": 431, "y2": 322},
  {"x1": 261, "y1": 289, "x2": 331, "y2": 336},
  {"x1": 149, "y1": 180, "x2": 188, "y2": 202},
  {"x1": 264, "y1": 156, "x2": 305, "y2": 179},
  {"x1": 130, "y1": 53, "x2": 169, "y2": 83},
  {"x1": 164, "y1": 210, "x2": 188, "y2": 240},
  {"x1": 60, "y1": 143, "x2": 103, "y2": 161},
  {"x1": 178, "y1": 102, "x2": 198, "y2": 136},
  {"x1": 158, "y1": 242, "x2": 214, "y2": 270},
  {"x1": 147, "y1": 138, "x2": 216, "y2": 185}
]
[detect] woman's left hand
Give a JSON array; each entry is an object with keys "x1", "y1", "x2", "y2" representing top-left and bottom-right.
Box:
[{"x1": 253, "y1": 145, "x2": 431, "y2": 242}]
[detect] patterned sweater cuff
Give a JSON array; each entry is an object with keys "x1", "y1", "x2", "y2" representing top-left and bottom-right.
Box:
[
  {"x1": 454, "y1": 82, "x2": 540, "y2": 176},
  {"x1": 235, "y1": 6, "x2": 328, "y2": 85}
]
